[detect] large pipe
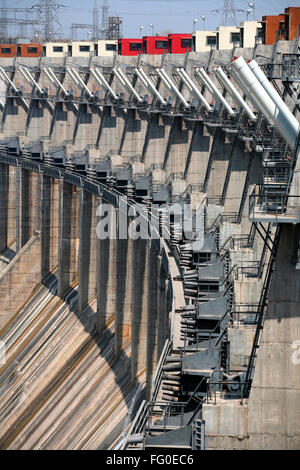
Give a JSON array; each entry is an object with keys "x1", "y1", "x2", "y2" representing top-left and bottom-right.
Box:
[
  {"x1": 214, "y1": 66, "x2": 256, "y2": 120},
  {"x1": 92, "y1": 68, "x2": 118, "y2": 101},
  {"x1": 247, "y1": 58, "x2": 299, "y2": 136},
  {"x1": 230, "y1": 67, "x2": 269, "y2": 122},
  {"x1": 177, "y1": 67, "x2": 212, "y2": 112},
  {"x1": 44, "y1": 67, "x2": 68, "y2": 96},
  {"x1": 71, "y1": 68, "x2": 94, "y2": 99},
  {"x1": 194, "y1": 68, "x2": 214, "y2": 95},
  {"x1": 0, "y1": 67, "x2": 29, "y2": 111},
  {"x1": 197, "y1": 67, "x2": 235, "y2": 115},
  {"x1": 156, "y1": 68, "x2": 190, "y2": 108},
  {"x1": 231, "y1": 56, "x2": 299, "y2": 148},
  {"x1": 45, "y1": 67, "x2": 79, "y2": 112},
  {"x1": 135, "y1": 68, "x2": 167, "y2": 105},
  {"x1": 113, "y1": 67, "x2": 143, "y2": 103},
  {"x1": 66, "y1": 67, "x2": 81, "y2": 88},
  {"x1": 20, "y1": 66, "x2": 54, "y2": 112},
  {"x1": 19, "y1": 66, "x2": 44, "y2": 95}
]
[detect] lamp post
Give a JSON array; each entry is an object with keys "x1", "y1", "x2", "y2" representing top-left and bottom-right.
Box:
[
  {"x1": 200, "y1": 15, "x2": 206, "y2": 30},
  {"x1": 248, "y1": 2, "x2": 255, "y2": 20},
  {"x1": 193, "y1": 18, "x2": 198, "y2": 31},
  {"x1": 139, "y1": 25, "x2": 144, "y2": 38},
  {"x1": 149, "y1": 23, "x2": 154, "y2": 35}
]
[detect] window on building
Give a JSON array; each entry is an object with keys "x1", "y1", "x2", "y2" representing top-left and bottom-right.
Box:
[
  {"x1": 79, "y1": 45, "x2": 90, "y2": 52},
  {"x1": 27, "y1": 47, "x2": 38, "y2": 53},
  {"x1": 155, "y1": 40, "x2": 169, "y2": 50},
  {"x1": 206, "y1": 36, "x2": 217, "y2": 46},
  {"x1": 181, "y1": 38, "x2": 192, "y2": 48},
  {"x1": 1, "y1": 47, "x2": 11, "y2": 54},
  {"x1": 53, "y1": 46, "x2": 63, "y2": 53},
  {"x1": 106, "y1": 43, "x2": 117, "y2": 51},
  {"x1": 129, "y1": 42, "x2": 142, "y2": 51},
  {"x1": 230, "y1": 32, "x2": 241, "y2": 44}
]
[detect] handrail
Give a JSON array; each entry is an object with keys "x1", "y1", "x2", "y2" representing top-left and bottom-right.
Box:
[{"x1": 151, "y1": 339, "x2": 172, "y2": 402}]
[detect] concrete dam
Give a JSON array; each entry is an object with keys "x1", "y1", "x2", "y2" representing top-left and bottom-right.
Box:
[{"x1": 0, "y1": 39, "x2": 299, "y2": 450}]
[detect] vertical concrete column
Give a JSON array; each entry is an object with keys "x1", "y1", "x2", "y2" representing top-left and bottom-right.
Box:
[
  {"x1": 29, "y1": 171, "x2": 39, "y2": 234},
  {"x1": 115, "y1": 216, "x2": 133, "y2": 356},
  {"x1": 58, "y1": 180, "x2": 80, "y2": 299},
  {"x1": 7, "y1": 166, "x2": 16, "y2": 247},
  {"x1": 157, "y1": 262, "x2": 169, "y2": 361},
  {"x1": 0, "y1": 163, "x2": 8, "y2": 252},
  {"x1": 16, "y1": 167, "x2": 29, "y2": 251},
  {"x1": 40, "y1": 175, "x2": 59, "y2": 279},
  {"x1": 131, "y1": 237, "x2": 149, "y2": 382},
  {"x1": 97, "y1": 203, "x2": 117, "y2": 335},
  {"x1": 78, "y1": 189, "x2": 98, "y2": 313},
  {"x1": 16, "y1": 167, "x2": 39, "y2": 252},
  {"x1": 146, "y1": 241, "x2": 161, "y2": 400}
]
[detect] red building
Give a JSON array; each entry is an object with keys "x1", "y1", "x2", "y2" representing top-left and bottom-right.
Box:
[
  {"x1": 17, "y1": 44, "x2": 43, "y2": 57},
  {"x1": 283, "y1": 7, "x2": 300, "y2": 40},
  {"x1": 261, "y1": 7, "x2": 300, "y2": 44},
  {"x1": 142, "y1": 36, "x2": 169, "y2": 54},
  {"x1": 0, "y1": 44, "x2": 17, "y2": 58},
  {"x1": 168, "y1": 34, "x2": 192, "y2": 54},
  {"x1": 118, "y1": 38, "x2": 143, "y2": 56}
]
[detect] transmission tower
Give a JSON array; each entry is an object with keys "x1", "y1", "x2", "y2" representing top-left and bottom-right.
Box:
[
  {"x1": 0, "y1": 0, "x2": 8, "y2": 38},
  {"x1": 101, "y1": 0, "x2": 108, "y2": 39},
  {"x1": 33, "y1": 0, "x2": 65, "y2": 41},
  {"x1": 93, "y1": 0, "x2": 99, "y2": 39},
  {"x1": 221, "y1": 0, "x2": 237, "y2": 26}
]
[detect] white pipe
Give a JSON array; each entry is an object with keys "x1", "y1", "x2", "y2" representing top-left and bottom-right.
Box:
[
  {"x1": 177, "y1": 68, "x2": 212, "y2": 112},
  {"x1": 214, "y1": 66, "x2": 256, "y2": 120},
  {"x1": 195, "y1": 68, "x2": 214, "y2": 95},
  {"x1": 71, "y1": 68, "x2": 94, "y2": 99},
  {"x1": 160, "y1": 68, "x2": 190, "y2": 107},
  {"x1": 135, "y1": 68, "x2": 166, "y2": 105},
  {"x1": 113, "y1": 67, "x2": 143, "y2": 103},
  {"x1": 46, "y1": 67, "x2": 78, "y2": 112},
  {"x1": 92, "y1": 68, "x2": 118, "y2": 101},
  {"x1": 0, "y1": 67, "x2": 19, "y2": 93},
  {"x1": 156, "y1": 69, "x2": 171, "y2": 92},
  {"x1": 230, "y1": 67, "x2": 267, "y2": 120},
  {"x1": 21, "y1": 66, "x2": 53, "y2": 112},
  {"x1": 0, "y1": 67, "x2": 29, "y2": 111},
  {"x1": 176, "y1": 69, "x2": 193, "y2": 93},
  {"x1": 20, "y1": 66, "x2": 44, "y2": 94},
  {"x1": 43, "y1": 67, "x2": 57, "y2": 88},
  {"x1": 198, "y1": 67, "x2": 235, "y2": 115},
  {"x1": 248, "y1": 59, "x2": 299, "y2": 137},
  {"x1": 156, "y1": 68, "x2": 190, "y2": 108},
  {"x1": 117, "y1": 68, "x2": 143, "y2": 103},
  {"x1": 134, "y1": 68, "x2": 148, "y2": 89},
  {"x1": 67, "y1": 67, "x2": 81, "y2": 89},
  {"x1": 232, "y1": 56, "x2": 299, "y2": 148},
  {"x1": 45, "y1": 67, "x2": 68, "y2": 96}
]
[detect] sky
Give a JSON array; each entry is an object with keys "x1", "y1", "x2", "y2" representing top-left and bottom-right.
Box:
[{"x1": 6, "y1": 0, "x2": 300, "y2": 39}]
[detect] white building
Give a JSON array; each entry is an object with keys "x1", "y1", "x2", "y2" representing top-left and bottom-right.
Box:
[
  {"x1": 44, "y1": 42, "x2": 69, "y2": 57},
  {"x1": 95, "y1": 40, "x2": 118, "y2": 57},
  {"x1": 193, "y1": 21, "x2": 262, "y2": 52}
]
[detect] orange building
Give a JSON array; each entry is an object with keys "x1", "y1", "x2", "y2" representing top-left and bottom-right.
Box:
[
  {"x1": 0, "y1": 44, "x2": 17, "y2": 58},
  {"x1": 261, "y1": 6, "x2": 300, "y2": 44},
  {"x1": 17, "y1": 44, "x2": 43, "y2": 57},
  {"x1": 261, "y1": 14, "x2": 285, "y2": 44},
  {"x1": 284, "y1": 7, "x2": 300, "y2": 40}
]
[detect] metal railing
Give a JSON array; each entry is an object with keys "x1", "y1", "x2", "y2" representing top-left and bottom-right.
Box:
[{"x1": 249, "y1": 185, "x2": 300, "y2": 222}]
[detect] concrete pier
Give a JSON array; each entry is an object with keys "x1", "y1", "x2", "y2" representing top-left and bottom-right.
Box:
[
  {"x1": 58, "y1": 181, "x2": 80, "y2": 298},
  {"x1": 78, "y1": 190, "x2": 98, "y2": 313}
]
